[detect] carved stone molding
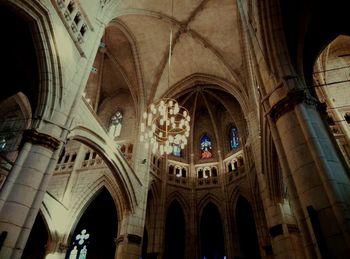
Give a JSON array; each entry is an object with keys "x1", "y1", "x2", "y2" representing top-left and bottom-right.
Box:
[
  {"x1": 269, "y1": 90, "x2": 320, "y2": 122},
  {"x1": 58, "y1": 242, "x2": 68, "y2": 252},
  {"x1": 115, "y1": 235, "x2": 124, "y2": 245},
  {"x1": 127, "y1": 234, "x2": 142, "y2": 245},
  {"x1": 287, "y1": 223, "x2": 300, "y2": 234},
  {"x1": 22, "y1": 129, "x2": 61, "y2": 151}
]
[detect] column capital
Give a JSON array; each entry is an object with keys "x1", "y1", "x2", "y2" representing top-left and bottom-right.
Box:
[
  {"x1": 269, "y1": 90, "x2": 322, "y2": 122},
  {"x1": 22, "y1": 129, "x2": 61, "y2": 151}
]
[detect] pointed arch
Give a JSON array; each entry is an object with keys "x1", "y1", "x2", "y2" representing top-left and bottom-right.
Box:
[
  {"x1": 235, "y1": 195, "x2": 261, "y2": 259},
  {"x1": 68, "y1": 127, "x2": 142, "y2": 213},
  {"x1": 164, "y1": 73, "x2": 249, "y2": 113},
  {"x1": 4, "y1": 0, "x2": 63, "y2": 118},
  {"x1": 165, "y1": 191, "x2": 190, "y2": 213},
  {"x1": 164, "y1": 199, "x2": 186, "y2": 259},
  {"x1": 197, "y1": 193, "x2": 223, "y2": 218},
  {"x1": 106, "y1": 18, "x2": 146, "y2": 115},
  {"x1": 65, "y1": 186, "x2": 118, "y2": 259},
  {"x1": 22, "y1": 211, "x2": 50, "y2": 259},
  {"x1": 199, "y1": 201, "x2": 226, "y2": 258},
  {"x1": 66, "y1": 176, "x2": 123, "y2": 242},
  {"x1": 229, "y1": 188, "x2": 253, "y2": 212}
]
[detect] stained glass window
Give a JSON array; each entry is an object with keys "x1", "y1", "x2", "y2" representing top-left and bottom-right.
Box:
[
  {"x1": 172, "y1": 144, "x2": 181, "y2": 157},
  {"x1": 109, "y1": 111, "x2": 123, "y2": 137},
  {"x1": 0, "y1": 136, "x2": 6, "y2": 151},
  {"x1": 230, "y1": 127, "x2": 239, "y2": 150},
  {"x1": 68, "y1": 229, "x2": 89, "y2": 259},
  {"x1": 200, "y1": 135, "x2": 212, "y2": 159}
]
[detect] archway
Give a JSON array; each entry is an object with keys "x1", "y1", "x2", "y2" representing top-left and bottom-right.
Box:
[
  {"x1": 235, "y1": 196, "x2": 260, "y2": 259},
  {"x1": 200, "y1": 202, "x2": 225, "y2": 259},
  {"x1": 0, "y1": 5, "x2": 38, "y2": 187},
  {"x1": 312, "y1": 35, "x2": 350, "y2": 168},
  {"x1": 164, "y1": 200, "x2": 185, "y2": 259},
  {"x1": 0, "y1": 5, "x2": 39, "y2": 105},
  {"x1": 65, "y1": 188, "x2": 118, "y2": 259},
  {"x1": 21, "y1": 212, "x2": 49, "y2": 259}
]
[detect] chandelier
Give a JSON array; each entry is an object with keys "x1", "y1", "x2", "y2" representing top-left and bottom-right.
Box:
[
  {"x1": 139, "y1": 0, "x2": 190, "y2": 155},
  {"x1": 140, "y1": 98, "x2": 190, "y2": 155}
]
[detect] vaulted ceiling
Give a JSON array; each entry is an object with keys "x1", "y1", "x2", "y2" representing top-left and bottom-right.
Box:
[{"x1": 101, "y1": 0, "x2": 244, "y2": 105}]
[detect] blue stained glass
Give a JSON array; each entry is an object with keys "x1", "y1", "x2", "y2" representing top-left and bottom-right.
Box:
[
  {"x1": 230, "y1": 127, "x2": 239, "y2": 150},
  {"x1": 173, "y1": 144, "x2": 181, "y2": 157},
  {"x1": 200, "y1": 135, "x2": 212, "y2": 158}
]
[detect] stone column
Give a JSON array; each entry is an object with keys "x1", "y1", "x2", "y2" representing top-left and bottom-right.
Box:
[
  {"x1": 114, "y1": 144, "x2": 150, "y2": 259},
  {"x1": 0, "y1": 129, "x2": 61, "y2": 259},
  {"x1": 115, "y1": 213, "x2": 144, "y2": 259},
  {"x1": 269, "y1": 89, "x2": 350, "y2": 258}
]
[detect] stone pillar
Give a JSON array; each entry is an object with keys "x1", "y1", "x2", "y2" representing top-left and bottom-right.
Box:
[
  {"x1": 115, "y1": 213, "x2": 144, "y2": 259},
  {"x1": 265, "y1": 113, "x2": 314, "y2": 259},
  {"x1": 269, "y1": 89, "x2": 350, "y2": 258},
  {"x1": 0, "y1": 129, "x2": 61, "y2": 259},
  {"x1": 188, "y1": 188, "x2": 198, "y2": 259},
  {"x1": 114, "y1": 143, "x2": 150, "y2": 259}
]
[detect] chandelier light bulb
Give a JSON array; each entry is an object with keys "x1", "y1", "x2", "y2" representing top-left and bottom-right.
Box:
[{"x1": 139, "y1": 98, "x2": 190, "y2": 155}]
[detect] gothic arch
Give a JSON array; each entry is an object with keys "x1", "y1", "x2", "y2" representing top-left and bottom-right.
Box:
[
  {"x1": 164, "y1": 73, "x2": 249, "y2": 113},
  {"x1": 165, "y1": 191, "x2": 190, "y2": 215},
  {"x1": 3, "y1": 0, "x2": 63, "y2": 118},
  {"x1": 68, "y1": 126, "x2": 142, "y2": 213},
  {"x1": 197, "y1": 193, "x2": 223, "y2": 219},
  {"x1": 230, "y1": 189, "x2": 253, "y2": 211},
  {"x1": 22, "y1": 210, "x2": 51, "y2": 259},
  {"x1": 199, "y1": 200, "x2": 227, "y2": 259},
  {"x1": 234, "y1": 195, "x2": 261, "y2": 259},
  {"x1": 65, "y1": 182, "x2": 120, "y2": 245},
  {"x1": 107, "y1": 18, "x2": 146, "y2": 112}
]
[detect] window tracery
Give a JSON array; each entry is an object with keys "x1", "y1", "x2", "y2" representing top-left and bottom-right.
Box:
[
  {"x1": 68, "y1": 229, "x2": 90, "y2": 259},
  {"x1": 109, "y1": 111, "x2": 123, "y2": 138}
]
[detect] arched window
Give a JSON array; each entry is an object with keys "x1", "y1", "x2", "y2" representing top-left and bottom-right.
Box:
[
  {"x1": 68, "y1": 229, "x2": 90, "y2": 259},
  {"x1": 198, "y1": 169, "x2": 203, "y2": 179},
  {"x1": 0, "y1": 136, "x2": 6, "y2": 151},
  {"x1": 181, "y1": 168, "x2": 187, "y2": 178},
  {"x1": 172, "y1": 144, "x2": 181, "y2": 157},
  {"x1": 169, "y1": 165, "x2": 174, "y2": 175},
  {"x1": 200, "y1": 134, "x2": 212, "y2": 159},
  {"x1": 230, "y1": 127, "x2": 240, "y2": 150},
  {"x1": 212, "y1": 167, "x2": 217, "y2": 177},
  {"x1": 109, "y1": 111, "x2": 123, "y2": 138}
]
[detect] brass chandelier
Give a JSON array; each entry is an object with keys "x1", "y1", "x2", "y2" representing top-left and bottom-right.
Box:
[{"x1": 140, "y1": 98, "x2": 190, "y2": 155}]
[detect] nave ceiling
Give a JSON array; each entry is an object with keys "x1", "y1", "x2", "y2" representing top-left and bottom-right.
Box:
[{"x1": 91, "y1": 0, "x2": 245, "y2": 109}]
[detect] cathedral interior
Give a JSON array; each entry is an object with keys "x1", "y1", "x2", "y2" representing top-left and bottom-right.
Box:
[{"x1": 0, "y1": 0, "x2": 350, "y2": 259}]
